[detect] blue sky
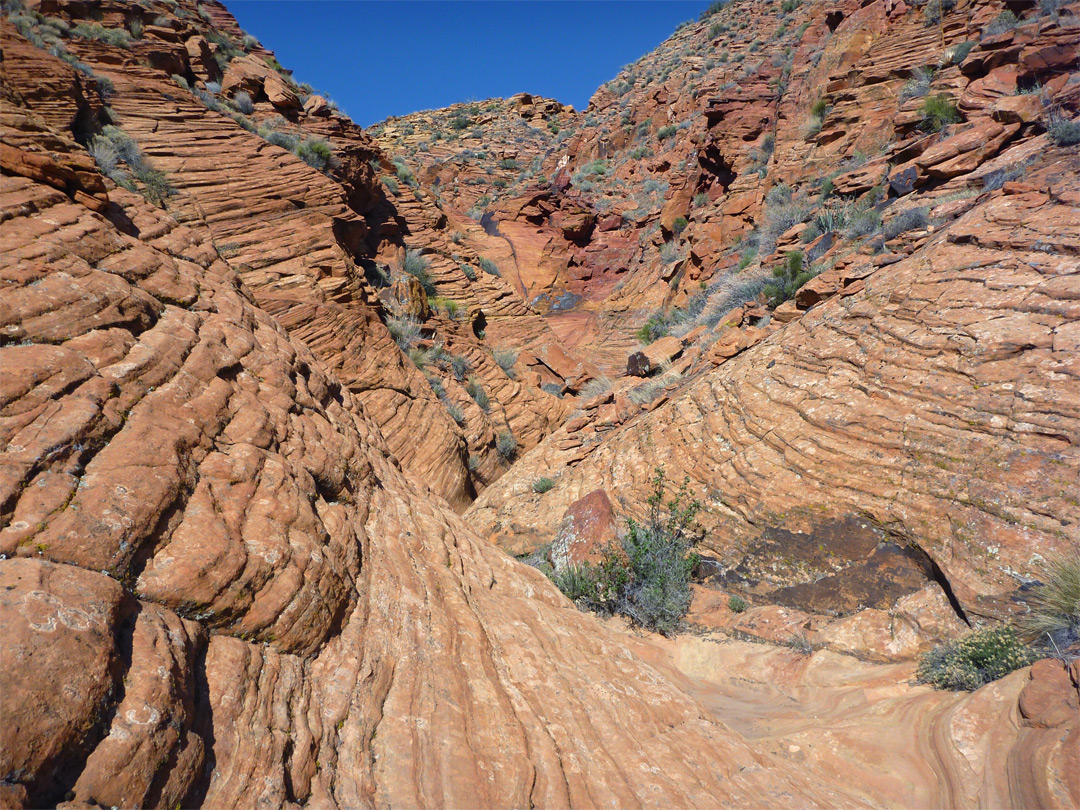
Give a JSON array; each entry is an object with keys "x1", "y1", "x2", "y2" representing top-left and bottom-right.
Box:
[{"x1": 227, "y1": 1, "x2": 705, "y2": 126}]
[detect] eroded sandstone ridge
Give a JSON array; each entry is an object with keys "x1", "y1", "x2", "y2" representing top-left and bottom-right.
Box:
[{"x1": 1, "y1": 0, "x2": 1078, "y2": 807}]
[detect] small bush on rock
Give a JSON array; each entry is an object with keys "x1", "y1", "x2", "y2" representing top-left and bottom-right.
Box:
[
  {"x1": 1022, "y1": 551, "x2": 1080, "y2": 658},
  {"x1": 550, "y1": 467, "x2": 702, "y2": 636},
  {"x1": 728, "y1": 595, "x2": 748, "y2": 613},
  {"x1": 532, "y1": 477, "x2": 555, "y2": 494},
  {"x1": 917, "y1": 625, "x2": 1036, "y2": 690},
  {"x1": 1045, "y1": 110, "x2": 1080, "y2": 146},
  {"x1": 496, "y1": 430, "x2": 517, "y2": 460},
  {"x1": 920, "y1": 94, "x2": 961, "y2": 131}
]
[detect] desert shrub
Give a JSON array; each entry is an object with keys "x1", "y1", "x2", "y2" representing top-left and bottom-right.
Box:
[
  {"x1": 554, "y1": 564, "x2": 595, "y2": 601},
  {"x1": 1022, "y1": 551, "x2": 1080, "y2": 657},
  {"x1": 699, "y1": 0, "x2": 729, "y2": 19},
  {"x1": 400, "y1": 249, "x2": 436, "y2": 295},
  {"x1": 460, "y1": 262, "x2": 477, "y2": 281},
  {"x1": 172, "y1": 74, "x2": 190, "y2": 90},
  {"x1": 1045, "y1": 110, "x2": 1080, "y2": 146},
  {"x1": 233, "y1": 90, "x2": 254, "y2": 114},
  {"x1": 763, "y1": 250, "x2": 814, "y2": 307},
  {"x1": 129, "y1": 18, "x2": 143, "y2": 39},
  {"x1": 498, "y1": 157, "x2": 519, "y2": 170},
  {"x1": 496, "y1": 430, "x2": 517, "y2": 460},
  {"x1": 900, "y1": 66, "x2": 934, "y2": 101},
  {"x1": 923, "y1": 0, "x2": 956, "y2": 26},
  {"x1": 394, "y1": 157, "x2": 416, "y2": 187},
  {"x1": 579, "y1": 376, "x2": 612, "y2": 400},
  {"x1": 87, "y1": 125, "x2": 174, "y2": 207},
  {"x1": 612, "y1": 468, "x2": 702, "y2": 634},
  {"x1": 883, "y1": 206, "x2": 930, "y2": 239},
  {"x1": 657, "y1": 125, "x2": 677, "y2": 140},
  {"x1": 493, "y1": 348, "x2": 518, "y2": 376},
  {"x1": 381, "y1": 176, "x2": 399, "y2": 195},
  {"x1": 636, "y1": 313, "x2": 669, "y2": 344},
  {"x1": 917, "y1": 626, "x2": 1036, "y2": 690},
  {"x1": 844, "y1": 207, "x2": 883, "y2": 239},
  {"x1": 296, "y1": 137, "x2": 332, "y2": 171},
  {"x1": 466, "y1": 376, "x2": 490, "y2": 411},
  {"x1": 786, "y1": 631, "x2": 815, "y2": 655},
  {"x1": 532, "y1": 477, "x2": 555, "y2": 494},
  {"x1": 71, "y1": 22, "x2": 131, "y2": 48},
  {"x1": 983, "y1": 10, "x2": 1018, "y2": 37},
  {"x1": 948, "y1": 40, "x2": 976, "y2": 65},
  {"x1": 728, "y1": 595, "x2": 748, "y2": 613},
  {"x1": 450, "y1": 354, "x2": 470, "y2": 381},
  {"x1": 541, "y1": 382, "x2": 564, "y2": 398},
  {"x1": 550, "y1": 467, "x2": 700, "y2": 636},
  {"x1": 242, "y1": 33, "x2": 260, "y2": 50},
  {"x1": 446, "y1": 402, "x2": 466, "y2": 425},
  {"x1": 920, "y1": 94, "x2": 961, "y2": 131},
  {"x1": 386, "y1": 316, "x2": 420, "y2": 350},
  {"x1": 672, "y1": 216, "x2": 689, "y2": 235},
  {"x1": 478, "y1": 257, "x2": 500, "y2": 276}
]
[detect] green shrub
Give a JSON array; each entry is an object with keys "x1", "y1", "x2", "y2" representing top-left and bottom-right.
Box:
[
  {"x1": 923, "y1": 0, "x2": 956, "y2": 25},
  {"x1": 883, "y1": 206, "x2": 930, "y2": 239},
  {"x1": 917, "y1": 625, "x2": 1036, "y2": 690},
  {"x1": 232, "y1": 91, "x2": 254, "y2": 114},
  {"x1": 920, "y1": 94, "x2": 961, "y2": 131},
  {"x1": 786, "y1": 631, "x2": 815, "y2": 655},
  {"x1": 496, "y1": 430, "x2": 517, "y2": 460},
  {"x1": 763, "y1": 250, "x2": 814, "y2": 307},
  {"x1": 493, "y1": 348, "x2": 518, "y2": 378},
  {"x1": 541, "y1": 382, "x2": 564, "y2": 398},
  {"x1": 1046, "y1": 110, "x2": 1080, "y2": 146},
  {"x1": 296, "y1": 137, "x2": 332, "y2": 171},
  {"x1": 450, "y1": 354, "x2": 470, "y2": 382},
  {"x1": 982, "y1": 10, "x2": 1018, "y2": 37},
  {"x1": 71, "y1": 22, "x2": 131, "y2": 48},
  {"x1": 672, "y1": 215, "x2": 689, "y2": 234},
  {"x1": 728, "y1": 595, "x2": 748, "y2": 613},
  {"x1": 1022, "y1": 551, "x2": 1080, "y2": 655},
  {"x1": 657, "y1": 125, "x2": 677, "y2": 140},
  {"x1": 466, "y1": 376, "x2": 490, "y2": 411},
  {"x1": 478, "y1": 257, "x2": 500, "y2": 276},
  {"x1": 386, "y1": 316, "x2": 420, "y2": 350},
  {"x1": 446, "y1": 402, "x2": 466, "y2": 425},
  {"x1": 554, "y1": 564, "x2": 595, "y2": 601},
  {"x1": 532, "y1": 477, "x2": 555, "y2": 494},
  {"x1": 844, "y1": 207, "x2": 883, "y2": 239},
  {"x1": 381, "y1": 176, "x2": 399, "y2": 195},
  {"x1": 636, "y1": 313, "x2": 669, "y2": 344},
  {"x1": 401, "y1": 250, "x2": 436, "y2": 296},
  {"x1": 87, "y1": 125, "x2": 174, "y2": 208},
  {"x1": 699, "y1": 0, "x2": 729, "y2": 19}
]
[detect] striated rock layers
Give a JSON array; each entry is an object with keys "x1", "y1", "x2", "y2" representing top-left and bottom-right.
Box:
[
  {"x1": 2, "y1": 0, "x2": 1079, "y2": 808},
  {"x1": 0, "y1": 52, "x2": 864, "y2": 810}
]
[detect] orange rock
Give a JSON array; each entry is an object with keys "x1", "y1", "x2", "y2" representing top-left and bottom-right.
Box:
[{"x1": 550, "y1": 489, "x2": 619, "y2": 572}]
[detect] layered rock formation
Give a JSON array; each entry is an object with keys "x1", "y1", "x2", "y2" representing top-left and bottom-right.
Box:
[{"x1": 2, "y1": 0, "x2": 1078, "y2": 807}]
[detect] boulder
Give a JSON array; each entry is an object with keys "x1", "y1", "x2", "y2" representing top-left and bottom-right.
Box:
[
  {"x1": 550, "y1": 490, "x2": 619, "y2": 573},
  {"x1": 627, "y1": 350, "x2": 653, "y2": 377}
]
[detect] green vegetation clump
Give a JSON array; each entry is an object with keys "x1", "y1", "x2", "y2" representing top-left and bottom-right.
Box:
[
  {"x1": 400, "y1": 250, "x2": 436, "y2": 296},
  {"x1": 1022, "y1": 551, "x2": 1080, "y2": 655},
  {"x1": 657, "y1": 125, "x2": 677, "y2": 141},
  {"x1": 699, "y1": 0, "x2": 729, "y2": 20},
  {"x1": 917, "y1": 626, "x2": 1036, "y2": 690},
  {"x1": 551, "y1": 467, "x2": 701, "y2": 636},
  {"x1": 493, "y1": 348, "x2": 518, "y2": 378},
  {"x1": 636, "y1": 313, "x2": 669, "y2": 344},
  {"x1": 71, "y1": 21, "x2": 131, "y2": 48},
  {"x1": 728, "y1": 595, "x2": 748, "y2": 613},
  {"x1": 532, "y1": 477, "x2": 555, "y2": 494},
  {"x1": 496, "y1": 430, "x2": 517, "y2": 460},
  {"x1": 88, "y1": 125, "x2": 174, "y2": 207},
  {"x1": 478, "y1": 257, "x2": 500, "y2": 276},
  {"x1": 920, "y1": 94, "x2": 961, "y2": 131},
  {"x1": 763, "y1": 250, "x2": 814, "y2": 307},
  {"x1": 466, "y1": 376, "x2": 490, "y2": 411},
  {"x1": 982, "y1": 10, "x2": 1018, "y2": 36},
  {"x1": 1045, "y1": 110, "x2": 1080, "y2": 146}
]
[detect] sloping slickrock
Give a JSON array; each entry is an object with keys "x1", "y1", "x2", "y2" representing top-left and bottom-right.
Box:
[
  {"x1": 469, "y1": 177, "x2": 1080, "y2": 621},
  {"x1": 0, "y1": 77, "x2": 868, "y2": 810}
]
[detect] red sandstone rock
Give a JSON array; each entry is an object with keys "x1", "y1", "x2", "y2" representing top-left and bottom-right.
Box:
[{"x1": 550, "y1": 489, "x2": 619, "y2": 573}]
